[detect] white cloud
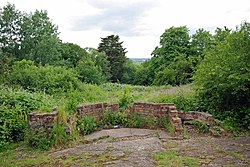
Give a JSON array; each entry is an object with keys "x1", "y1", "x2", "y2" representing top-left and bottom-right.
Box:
[{"x1": 1, "y1": 0, "x2": 250, "y2": 58}]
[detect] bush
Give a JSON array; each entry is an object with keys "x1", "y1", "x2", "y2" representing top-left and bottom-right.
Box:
[
  {"x1": 101, "y1": 110, "x2": 128, "y2": 128},
  {"x1": 194, "y1": 22, "x2": 250, "y2": 129},
  {"x1": 126, "y1": 113, "x2": 144, "y2": 128},
  {"x1": 77, "y1": 116, "x2": 95, "y2": 135},
  {"x1": 192, "y1": 120, "x2": 209, "y2": 133},
  {"x1": 26, "y1": 129, "x2": 52, "y2": 150},
  {"x1": 51, "y1": 124, "x2": 68, "y2": 148},
  {"x1": 76, "y1": 57, "x2": 105, "y2": 84},
  {"x1": 9, "y1": 60, "x2": 81, "y2": 94},
  {"x1": 0, "y1": 85, "x2": 57, "y2": 150},
  {"x1": 119, "y1": 87, "x2": 134, "y2": 111}
]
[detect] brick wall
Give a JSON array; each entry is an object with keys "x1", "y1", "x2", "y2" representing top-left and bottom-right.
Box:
[
  {"x1": 76, "y1": 103, "x2": 119, "y2": 117},
  {"x1": 133, "y1": 102, "x2": 183, "y2": 132},
  {"x1": 178, "y1": 111, "x2": 214, "y2": 125},
  {"x1": 28, "y1": 110, "x2": 58, "y2": 129},
  {"x1": 28, "y1": 103, "x2": 215, "y2": 135}
]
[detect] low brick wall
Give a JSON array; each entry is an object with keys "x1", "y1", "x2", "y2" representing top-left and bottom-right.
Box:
[
  {"x1": 178, "y1": 111, "x2": 214, "y2": 125},
  {"x1": 132, "y1": 102, "x2": 183, "y2": 132},
  {"x1": 76, "y1": 103, "x2": 119, "y2": 117},
  {"x1": 28, "y1": 110, "x2": 58, "y2": 129},
  {"x1": 132, "y1": 102, "x2": 168, "y2": 117},
  {"x1": 28, "y1": 103, "x2": 215, "y2": 135}
]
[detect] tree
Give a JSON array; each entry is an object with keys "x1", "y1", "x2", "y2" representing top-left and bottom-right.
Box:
[
  {"x1": 190, "y1": 28, "x2": 213, "y2": 68},
  {"x1": 19, "y1": 9, "x2": 59, "y2": 62},
  {"x1": 76, "y1": 56, "x2": 105, "y2": 84},
  {"x1": 152, "y1": 26, "x2": 190, "y2": 62},
  {"x1": 59, "y1": 43, "x2": 88, "y2": 68},
  {"x1": 86, "y1": 48, "x2": 111, "y2": 81},
  {"x1": 194, "y1": 22, "x2": 250, "y2": 128},
  {"x1": 151, "y1": 26, "x2": 192, "y2": 85},
  {"x1": 0, "y1": 4, "x2": 60, "y2": 65},
  {"x1": 121, "y1": 60, "x2": 139, "y2": 84},
  {"x1": 29, "y1": 36, "x2": 61, "y2": 65},
  {"x1": 98, "y1": 35, "x2": 127, "y2": 82},
  {"x1": 0, "y1": 3, "x2": 22, "y2": 56}
]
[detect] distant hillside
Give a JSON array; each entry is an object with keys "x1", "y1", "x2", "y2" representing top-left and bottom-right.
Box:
[{"x1": 129, "y1": 58, "x2": 149, "y2": 63}]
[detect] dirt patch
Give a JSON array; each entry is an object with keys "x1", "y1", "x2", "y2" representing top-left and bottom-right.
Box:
[{"x1": 49, "y1": 128, "x2": 250, "y2": 166}]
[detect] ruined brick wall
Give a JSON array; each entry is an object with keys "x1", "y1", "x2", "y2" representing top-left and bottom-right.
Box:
[
  {"x1": 133, "y1": 102, "x2": 183, "y2": 132},
  {"x1": 178, "y1": 111, "x2": 214, "y2": 125},
  {"x1": 28, "y1": 102, "x2": 215, "y2": 135},
  {"x1": 76, "y1": 103, "x2": 119, "y2": 117},
  {"x1": 28, "y1": 110, "x2": 58, "y2": 132}
]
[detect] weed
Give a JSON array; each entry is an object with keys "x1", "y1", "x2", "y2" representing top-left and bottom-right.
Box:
[
  {"x1": 152, "y1": 150, "x2": 200, "y2": 167},
  {"x1": 25, "y1": 128, "x2": 51, "y2": 150},
  {"x1": 77, "y1": 116, "x2": 95, "y2": 135},
  {"x1": 126, "y1": 112, "x2": 144, "y2": 128},
  {"x1": 192, "y1": 120, "x2": 209, "y2": 133},
  {"x1": 101, "y1": 110, "x2": 128, "y2": 128},
  {"x1": 119, "y1": 86, "x2": 134, "y2": 111},
  {"x1": 51, "y1": 124, "x2": 68, "y2": 148}
]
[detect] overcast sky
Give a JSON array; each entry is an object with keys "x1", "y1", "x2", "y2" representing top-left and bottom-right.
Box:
[{"x1": 1, "y1": 0, "x2": 250, "y2": 58}]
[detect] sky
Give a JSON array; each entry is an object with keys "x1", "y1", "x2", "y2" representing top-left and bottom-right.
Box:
[{"x1": 0, "y1": 0, "x2": 250, "y2": 58}]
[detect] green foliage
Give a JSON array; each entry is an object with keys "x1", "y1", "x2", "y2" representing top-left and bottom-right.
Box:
[
  {"x1": 121, "y1": 60, "x2": 139, "y2": 84},
  {"x1": 150, "y1": 26, "x2": 194, "y2": 86},
  {"x1": 9, "y1": 60, "x2": 80, "y2": 94},
  {"x1": 87, "y1": 48, "x2": 111, "y2": 81},
  {"x1": 26, "y1": 124, "x2": 68, "y2": 150},
  {"x1": 76, "y1": 56, "x2": 105, "y2": 84},
  {"x1": 0, "y1": 84, "x2": 62, "y2": 150},
  {"x1": 153, "y1": 88, "x2": 198, "y2": 111},
  {"x1": 158, "y1": 115, "x2": 173, "y2": 131},
  {"x1": 194, "y1": 22, "x2": 250, "y2": 129},
  {"x1": 28, "y1": 36, "x2": 61, "y2": 66},
  {"x1": 119, "y1": 87, "x2": 134, "y2": 111},
  {"x1": 98, "y1": 35, "x2": 127, "y2": 82},
  {"x1": 77, "y1": 116, "x2": 96, "y2": 135},
  {"x1": 190, "y1": 28, "x2": 214, "y2": 67},
  {"x1": 152, "y1": 150, "x2": 200, "y2": 167},
  {"x1": 0, "y1": 54, "x2": 14, "y2": 84},
  {"x1": 101, "y1": 111, "x2": 128, "y2": 128},
  {"x1": 0, "y1": 3, "x2": 59, "y2": 64},
  {"x1": 59, "y1": 43, "x2": 88, "y2": 68},
  {"x1": 126, "y1": 113, "x2": 144, "y2": 128},
  {"x1": 51, "y1": 124, "x2": 68, "y2": 148},
  {"x1": 0, "y1": 3, "x2": 22, "y2": 56},
  {"x1": 192, "y1": 120, "x2": 209, "y2": 133},
  {"x1": 26, "y1": 129, "x2": 51, "y2": 150},
  {"x1": 133, "y1": 60, "x2": 154, "y2": 86}
]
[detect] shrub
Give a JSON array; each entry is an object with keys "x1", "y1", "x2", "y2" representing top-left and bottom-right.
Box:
[
  {"x1": 119, "y1": 87, "x2": 133, "y2": 111},
  {"x1": 76, "y1": 116, "x2": 95, "y2": 135},
  {"x1": 101, "y1": 110, "x2": 128, "y2": 128},
  {"x1": 0, "y1": 85, "x2": 57, "y2": 150},
  {"x1": 26, "y1": 129, "x2": 52, "y2": 150},
  {"x1": 194, "y1": 22, "x2": 250, "y2": 129},
  {"x1": 9, "y1": 60, "x2": 81, "y2": 94},
  {"x1": 51, "y1": 124, "x2": 68, "y2": 148},
  {"x1": 126, "y1": 113, "x2": 144, "y2": 128},
  {"x1": 192, "y1": 120, "x2": 209, "y2": 133}
]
